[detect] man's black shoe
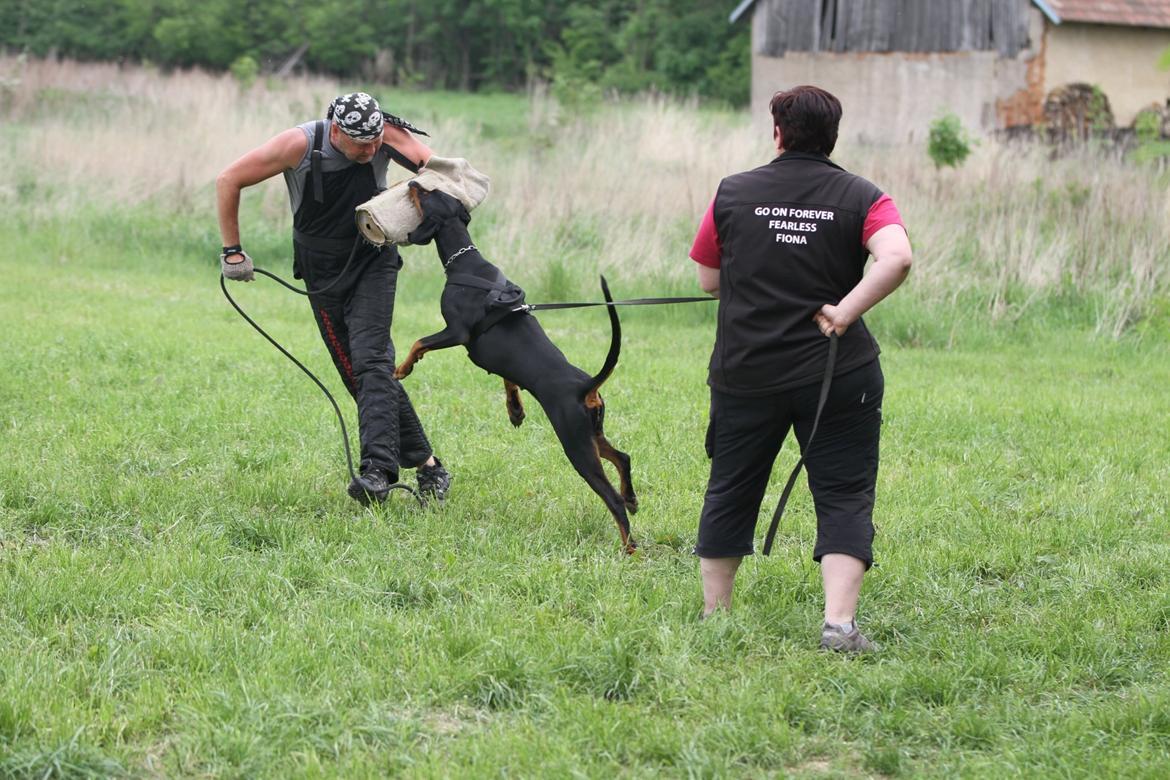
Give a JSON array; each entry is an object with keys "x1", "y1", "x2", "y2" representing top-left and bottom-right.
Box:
[
  {"x1": 348, "y1": 468, "x2": 392, "y2": 506},
  {"x1": 416, "y1": 458, "x2": 451, "y2": 504}
]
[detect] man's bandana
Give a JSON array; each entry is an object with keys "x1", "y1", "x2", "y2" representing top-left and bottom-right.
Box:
[{"x1": 327, "y1": 92, "x2": 384, "y2": 142}]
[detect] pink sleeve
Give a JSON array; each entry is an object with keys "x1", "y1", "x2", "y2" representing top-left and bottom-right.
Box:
[
  {"x1": 862, "y1": 194, "x2": 905, "y2": 245},
  {"x1": 689, "y1": 199, "x2": 722, "y2": 269}
]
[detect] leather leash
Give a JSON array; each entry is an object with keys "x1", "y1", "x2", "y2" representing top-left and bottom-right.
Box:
[
  {"x1": 762, "y1": 332, "x2": 838, "y2": 555},
  {"x1": 219, "y1": 238, "x2": 424, "y2": 506},
  {"x1": 518, "y1": 295, "x2": 714, "y2": 312}
]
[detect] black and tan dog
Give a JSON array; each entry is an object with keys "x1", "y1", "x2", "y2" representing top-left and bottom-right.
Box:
[{"x1": 396, "y1": 184, "x2": 638, "y2": 553}]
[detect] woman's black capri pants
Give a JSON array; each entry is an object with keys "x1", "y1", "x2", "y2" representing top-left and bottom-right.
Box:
[{"x1": 695, "y1": 359, "x2": 884, "y2": 567}]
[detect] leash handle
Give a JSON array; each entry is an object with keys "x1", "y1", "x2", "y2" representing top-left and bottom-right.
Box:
[{"x1": 762, "y1": 332, "x2": 839, "y2": 556}]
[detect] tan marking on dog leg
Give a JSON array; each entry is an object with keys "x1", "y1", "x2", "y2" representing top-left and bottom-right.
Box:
[
  {"x1": 588, "y1": 438, "x2": 635, "y2": 552},
  {"x1": 504, "y1": 380, "x2": 525, "y2": 427},
  {"x1": 596, "y1": 437, "x2": 632, "y2": 500},
  {"x1": 394, "y1": 341, "x2": 427, "y2": 379}
]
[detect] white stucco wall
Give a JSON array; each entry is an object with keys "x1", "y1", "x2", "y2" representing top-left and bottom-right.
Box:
[
  {"x1": 749, "y1": 49, "x2": 1034, "y2": 144},
  {"x1": 1043, "y1": 23, "x2": 1170, "y2": 126}
]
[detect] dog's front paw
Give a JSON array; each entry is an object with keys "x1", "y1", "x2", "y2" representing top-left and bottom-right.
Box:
[{"x1": 394, "y1": 362, "x2": 413, "y2": 380}]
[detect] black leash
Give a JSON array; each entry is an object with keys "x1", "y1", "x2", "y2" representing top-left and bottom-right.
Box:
[
  {"x1": 762, "y1": 332, "x2": 838, "y2": 555},
  {"x1": 219, "y1": 237, "x2": 423, "y2": 506},
  {"x1": 518, "y1": 295, "x2": 714, "y2": 312}
]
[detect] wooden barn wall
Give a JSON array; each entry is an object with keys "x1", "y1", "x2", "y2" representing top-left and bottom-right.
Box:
[{"x1": 758, "y1": 0, "x2": 1034, "y2": 57}]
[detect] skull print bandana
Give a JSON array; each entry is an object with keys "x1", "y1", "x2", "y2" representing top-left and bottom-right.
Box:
[{"x1": 327, "y1": 92, "x2": 385, "y2": 142}]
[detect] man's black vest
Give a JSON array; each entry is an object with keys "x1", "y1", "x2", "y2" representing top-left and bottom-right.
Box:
[
  {"x1": 290, "y1": 120, "x2": 396, "y2": 278},
  {"x1": 709, "y1": 152, "x2": 884, "y2": 396}
]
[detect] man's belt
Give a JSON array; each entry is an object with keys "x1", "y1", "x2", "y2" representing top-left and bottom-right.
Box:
[{"x1": 293, "y1": 230, "x2": 362, "y2": 254}]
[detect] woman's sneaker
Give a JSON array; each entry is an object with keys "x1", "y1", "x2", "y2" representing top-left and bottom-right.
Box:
[
  {"x1": 820, "y1": 621, "x2": 878, "y2": 654},
  {"x1": 416, "y1": 459, "x2": 451, "y2": 504}
]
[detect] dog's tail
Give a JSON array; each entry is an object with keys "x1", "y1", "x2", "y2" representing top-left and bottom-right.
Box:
[{"x1": 582, "y1": 275, "x2": 621, "y2": 401}]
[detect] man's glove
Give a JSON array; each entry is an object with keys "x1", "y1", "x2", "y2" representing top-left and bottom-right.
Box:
[{"x1": 220, "y1": 246, "x2": 254, "y2": 282}]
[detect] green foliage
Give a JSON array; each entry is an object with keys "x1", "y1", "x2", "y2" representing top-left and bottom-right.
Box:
[
  {"x1": 0, "y1": 0, "x2": 750, "y2": 105},
  {"x1": 1128, "y1": 48, "x2": 1170, "y2": 164},
  {"x1": 542, "y1": 0, "x2": 750, "y2": 105},
  {"x1": 229, "y1": 55, "x2": 259, "y2": 88},
  {"x1": 927, "y1": 113, "x2": 975, "y2": 169},
  {"x1": 1131, "y1": 139, "x2": 1170, "y2": 165},
  {"x1": 1131, "y1": 107, "x2": 1170, "y2": 165},
  {"x1": 1135, "y1": 107, "x2": 1162, "y2": 142}
]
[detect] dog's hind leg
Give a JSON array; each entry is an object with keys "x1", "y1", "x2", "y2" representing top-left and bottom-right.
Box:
[
  {"x1": 503, "y1": 380, "x2": 526, "y2": 427},
  {"x1": 558, "y1": 433, "x2": 636, "y2": 554},
  {"x1": 595, "y1": 435, "x2": 637, "y2": 514}
]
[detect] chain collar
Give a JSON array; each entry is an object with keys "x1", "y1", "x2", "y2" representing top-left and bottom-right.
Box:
[{"x1": 443, "y1": 244, "x2": 477, "y2": 269}]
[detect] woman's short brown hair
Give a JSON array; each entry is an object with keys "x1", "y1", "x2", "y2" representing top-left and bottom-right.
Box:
[{"x1": 769, "y1": 86, "x2": 843, "y2": 156}]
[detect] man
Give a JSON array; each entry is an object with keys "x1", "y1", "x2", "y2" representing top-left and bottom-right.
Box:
[
  {"x1": 689, "y1": 86, "x2": 912, "y2": 652},
  {"x1": 216, "y1": 92, "x2": 451, "y2": 506}
]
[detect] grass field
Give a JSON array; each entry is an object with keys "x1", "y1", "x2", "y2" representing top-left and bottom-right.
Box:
[{"x1": 2, "y1": 58, "x2": 1170, "y2": 778}]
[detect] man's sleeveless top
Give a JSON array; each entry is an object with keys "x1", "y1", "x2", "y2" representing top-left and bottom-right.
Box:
[
  {"x1": 282, "y1": 120, "x2": 394, "y2": 241},
  {"x1": 710, "y1": 152, "x2": 883, "y2": 396}
]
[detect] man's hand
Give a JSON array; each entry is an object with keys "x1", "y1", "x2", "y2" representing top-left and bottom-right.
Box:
[
  {"x1": 221, "y1": 251, "x2": 255, "y2": 282},
  {"x1": 814, "y1": 303, "x2": 852, "y2": 337}
]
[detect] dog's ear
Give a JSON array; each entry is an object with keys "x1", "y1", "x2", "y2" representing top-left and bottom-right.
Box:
[
  {"x1": 423, "y1": 188, "x2": 472, "y2": 226},
  {"x1": 405, "y1": 185, "x2": 471, "y2": 244},
  {"x1": 407, "y1": 181, "x2": 426, "y2": 216},
  {"x1": 406, "y1": 182, "x2": 441, "y2": 244}
]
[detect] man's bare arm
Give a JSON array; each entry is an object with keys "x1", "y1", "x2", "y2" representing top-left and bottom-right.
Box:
[
  {"x1": 216, "y1": 128, "x2": 308, "y2": 246},
  {"x1": 383, "y1": 125, "x2": 433, "y2": 171}
]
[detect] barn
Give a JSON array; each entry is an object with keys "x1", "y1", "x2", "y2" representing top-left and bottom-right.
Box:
[{"x1": 730, "y1": 0, "x2": 1170, "y2": 144}]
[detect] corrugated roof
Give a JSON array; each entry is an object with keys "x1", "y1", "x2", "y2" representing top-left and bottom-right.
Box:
[
  {"x1": 1048, "y1": 0, "x2": 1170, "y2": 28},
  {"x1": 729, "y1": 0, "x2": 1170, "y2": 29}
]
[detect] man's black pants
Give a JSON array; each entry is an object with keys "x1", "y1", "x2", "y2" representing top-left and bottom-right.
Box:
[
  {"x1": 695, "y1": 359, "x2": 884, "y2": 567},
  {"x1": 295, "y1": 241, "x2": 431, "y2": 480}
]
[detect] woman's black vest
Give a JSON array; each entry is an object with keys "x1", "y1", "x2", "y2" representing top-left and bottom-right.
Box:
[{"x1": 709, "y1": 152, "x2": 883, "y2": 396}]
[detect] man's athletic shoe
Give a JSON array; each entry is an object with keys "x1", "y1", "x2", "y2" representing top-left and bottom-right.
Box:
[
  {"x1": 820, "y1": 622, "x2": 878, "y2": 654},
  {"x1": 416, "y1": 459, "x2": 451, "y2": 504},
  {"x1": 348, "y1": 468, "x2": 392, "y2": 506}
]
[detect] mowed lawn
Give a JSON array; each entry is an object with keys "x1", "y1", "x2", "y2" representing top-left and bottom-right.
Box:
[{"x1": 2, "y1": 217, "x2": 1170, "y2": 778}]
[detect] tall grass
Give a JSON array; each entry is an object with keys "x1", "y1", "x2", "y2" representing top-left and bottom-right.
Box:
[{"x1": 1, "y1": 54, "x2": 1167, "y2": 336}]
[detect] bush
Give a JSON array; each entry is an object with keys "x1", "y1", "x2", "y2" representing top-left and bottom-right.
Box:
[
  {"x1": 1131, "y1": 106, "x2": 1170, "y2": 165},
  {"x1": 927, "y1": 113, "x2": 974, "y2": 169},
  {"x1": 229, "y1": 55, "x2": 259, "y2": 89}
]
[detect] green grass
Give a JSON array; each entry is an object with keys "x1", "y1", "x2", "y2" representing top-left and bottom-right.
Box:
[{"x1": 2, "y1": 196, "x2": 1170, "y2": 779}]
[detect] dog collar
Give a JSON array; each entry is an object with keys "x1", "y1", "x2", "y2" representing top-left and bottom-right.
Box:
[{"x1": 443, "y1": 244, "x2": 477, "y2": 269}]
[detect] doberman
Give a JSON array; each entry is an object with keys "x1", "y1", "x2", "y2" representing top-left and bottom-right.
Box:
[{"x1": 395, "y1": 184, "x2": 638, "y2": 553}]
